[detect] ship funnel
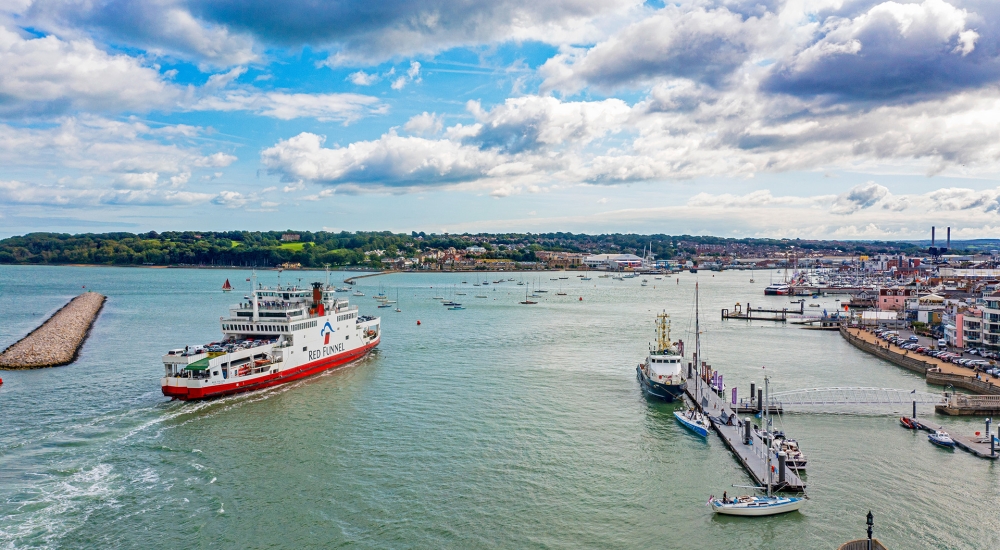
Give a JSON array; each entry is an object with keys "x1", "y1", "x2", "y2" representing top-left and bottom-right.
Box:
[{"x1": 312, "y1": 282, "x2": 323, "y2": 306}]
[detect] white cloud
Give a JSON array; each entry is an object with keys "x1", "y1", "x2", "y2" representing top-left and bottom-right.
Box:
[
  {"x1": 403, "y1": 112, "x2": 444, "y2": 135},
  {"x1": 348, "y1": 71, "x2": 379, "y2": 85},
  {"x1": 831, "y1": 182, "x2": 890, "y2": 214},
  {"x1": 540, "y1": 5, "x2": 770, "y2": 93},
  {"x1": 23, "y1": 0, "x2": 257, "y2": 67},
  {"x1": 0, "y1": 25, "x2": 179, "y2": 116},
  {"x1": 0, "y1": 179, "x2": 216, "y2": 207},
  {"x1": 191, "y1": 91, "x2": 386, "y2": 122},
  {"x1": 390, "y1": 61, "x2": 423, "y2": 90},
  {"x1": 261, "y1": 130, "x2": 513, "y2": 191}
]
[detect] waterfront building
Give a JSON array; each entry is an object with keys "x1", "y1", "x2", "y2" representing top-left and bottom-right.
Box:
[
  {"x1": 955, "y1": 308, "x2": 982, "y2": 348},
  {"x1": 584, "y1": 254, "x2": 643, "y2": 269},
  {"x1": 981, "y1": 292, "x2": 1000, "y2": 351},
  {"x1": 878, "y1": 287, "x2": 915, "y2": 311},
  {"x1": 536, "y1": 252, "x2": 586, "y2": 269}
]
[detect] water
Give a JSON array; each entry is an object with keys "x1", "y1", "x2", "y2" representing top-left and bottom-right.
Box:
[{"x1": 1, "y1": 266, "x2": 998, "y2": 548}]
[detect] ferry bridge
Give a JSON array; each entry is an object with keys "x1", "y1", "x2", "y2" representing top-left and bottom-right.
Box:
[{"x1": 738, "y1": 387, "x2": 945, "y2": 412}]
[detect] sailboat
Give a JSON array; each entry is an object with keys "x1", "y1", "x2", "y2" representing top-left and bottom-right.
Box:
[
  {"x1": 222, "y1": 279, "x2": 233, "y2": 292},
  {"x1": 520, "y1": 287, "x2": 537, "y2": 304},
  {"x1": 395, "y1": 290, "x2": 401, "y2": 312},
  {"x1": 672, "y1": 282, "x2": 711, "y2": 436},
  {"x1": 709, "y1": 375, "x2": 805, "y2": 516}
]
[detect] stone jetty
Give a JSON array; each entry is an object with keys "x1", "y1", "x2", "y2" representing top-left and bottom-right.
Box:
[{"x1": 0, "y1": 292, "x2": 106, "y2": 369}]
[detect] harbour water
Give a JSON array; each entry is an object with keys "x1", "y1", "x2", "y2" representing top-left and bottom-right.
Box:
[{"x1": 1, "y1": 266, "x2": 999, "y2": 548}]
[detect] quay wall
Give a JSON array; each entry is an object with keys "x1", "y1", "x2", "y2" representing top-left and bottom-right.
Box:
[
  {"x1": 927, "y1": 370, "x2": 1000, "y2": 396},
  {"x1": 839, "y1": 326, "x2": 932, "y2": 375},
  {"x1": 0, "y1": 292, "x2": 106, "y2": 369}
]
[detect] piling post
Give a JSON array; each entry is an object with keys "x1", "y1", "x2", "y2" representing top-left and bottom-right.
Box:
[
  {"x1": 743, "y1": 417, "x2": 752, "y2": 444},
  {"x1": 757, "y1": 388, "x2": 764, "y2": 414},
  {"x1": 989, "y1": 418, "x2": 994, "y2": 456},
  {"x1": 777, "y1": 451, "x2": 787, "y2": 485},
  {"x1": 750, "y1": 382, "x2": 756, "y2": 408},
  {"x1": 913, "y1": 400, "x2": 917, "y2": 419}
]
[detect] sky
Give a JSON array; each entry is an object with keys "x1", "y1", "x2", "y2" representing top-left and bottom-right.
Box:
[{"x1": 3, "y1": 0, "x2": 1000, "y2": 239}]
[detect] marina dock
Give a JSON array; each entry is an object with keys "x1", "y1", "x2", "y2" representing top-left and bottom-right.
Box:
[
  {"x1": 685, "y1": 369, "x2": 806, "y2": 492},
  {"x1": 909, "y1": 418, "x2": 999, "y2": 460},
  {"x1": 0, "y1": 292, "x2": 106, "y2": 369},
  {"x1": 721, "y1": 301, "x2": 802, "y2": 322}
]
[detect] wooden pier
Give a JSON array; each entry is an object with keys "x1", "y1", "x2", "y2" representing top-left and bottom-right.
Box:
[
  {"x1": 685, "y1": 369, "x2": 806, "y2": 492},
  {"x1": 909, "y1": 418, "x2": 999, "y2": 460}
]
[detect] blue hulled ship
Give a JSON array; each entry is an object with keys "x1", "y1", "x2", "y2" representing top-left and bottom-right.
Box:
[{"x1": 636, "y1": 312, "x2": 686, "y2": 401}]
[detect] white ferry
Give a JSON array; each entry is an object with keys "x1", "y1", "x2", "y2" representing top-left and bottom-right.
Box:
[
  {"x1": 764, "y1": 283, "x2": 790, "y2": 296},
  {"x1": 162, "y1": 275, "x2": 380, "y2": 400}
]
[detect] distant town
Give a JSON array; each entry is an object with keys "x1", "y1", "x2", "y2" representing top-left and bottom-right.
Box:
[{"x1": 3, "y1": 229, "x2": 998, "y2": 273}]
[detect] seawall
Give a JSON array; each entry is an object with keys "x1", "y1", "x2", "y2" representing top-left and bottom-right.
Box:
[
  {"x1": 839, "y1": 326, "x2": 1000, "y2": 395},
  {"x1": 0, "y1": 292, "x2": 106, "y2": 369}
]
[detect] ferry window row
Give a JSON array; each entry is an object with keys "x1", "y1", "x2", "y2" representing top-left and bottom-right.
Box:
[
  {"x1": 223, "y1": 324, "x2": 288, "y2": 332},
  {"x1": 337, "y1": 313, "x2": 356, "y2": 322},
  {"x1": 291, "y1": 320, "x2": 318, "y2": 331}
]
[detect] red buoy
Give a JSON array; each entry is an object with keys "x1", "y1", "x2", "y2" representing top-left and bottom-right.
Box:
[
  {"x1": 417, "y1": 320, "x2": 421, "y2": 325},
  {"x1": 578, "y1": 297, "x2": 583, "y2": 301}
]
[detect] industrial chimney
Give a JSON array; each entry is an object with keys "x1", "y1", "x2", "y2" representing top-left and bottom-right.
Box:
[
  {"x1": 947, "y1": 227, "x2": 951, "y2": 250},
  {"x1": 931, "y1": 226, "x2": 936, "y2": 247}
]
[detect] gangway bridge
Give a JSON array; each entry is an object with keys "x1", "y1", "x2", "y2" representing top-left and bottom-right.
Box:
[{"x1": 737, "y1": 387, "x2": 945, "y2": 413}]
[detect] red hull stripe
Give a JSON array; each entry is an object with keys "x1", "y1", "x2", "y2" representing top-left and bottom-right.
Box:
[{"x1": 163, "y1": 338, "x2": 380, "y2": 400}]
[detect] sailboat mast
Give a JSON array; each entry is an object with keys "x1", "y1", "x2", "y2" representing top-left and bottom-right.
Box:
[
  {"x1": 765, "y1": 375, "x2": 771, "y2": 497},
  {"x1": 695, "y1": 281, "x2": 700, "y2": 402}
]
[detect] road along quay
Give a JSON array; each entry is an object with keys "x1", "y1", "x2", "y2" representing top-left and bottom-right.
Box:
[{"x1": 840, "y1": 326, "x2": 1000, "y2": 397}]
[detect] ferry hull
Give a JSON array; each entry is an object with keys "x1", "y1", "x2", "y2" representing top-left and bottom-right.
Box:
[
  {"x1": 636, "y1": 365, "x2": 685, "y2": 401},
  {"x1": 163, "y1": 338, "x2": 379, "y2": 401}
]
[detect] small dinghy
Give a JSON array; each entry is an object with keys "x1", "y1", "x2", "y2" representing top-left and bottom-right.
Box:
[
  {"x1": 899, "y1": 417, "x2": 917, "y2": 429},
  {"x1": 709, "y1": 495, "x2": 805, "y2": 517},
  {"x1": 674, "y1": 409, "x2": 710, "y2": 437},
  {"x1": 928, "y1": 430, "x2": 955, "y2": 448}
]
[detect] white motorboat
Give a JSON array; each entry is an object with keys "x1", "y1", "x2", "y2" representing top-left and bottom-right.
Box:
[{"x1": 709, "y1": 495, "x2": 804, "y2": 516}]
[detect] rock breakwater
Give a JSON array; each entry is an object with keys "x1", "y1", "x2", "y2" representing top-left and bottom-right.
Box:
[{"x1": 0, "y1": 292, "x2": 106, "y2": 369}]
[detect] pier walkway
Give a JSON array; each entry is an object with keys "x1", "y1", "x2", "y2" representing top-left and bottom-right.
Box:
[
  {"x1": 685, "y1": 372, "x2": 806, "y2": 493},
  {"x1": 909, "y1": 418, "x2": 999, "y2": 460},
  {"x1": 343, "y1": 271, "x2": 393, "y2": 285}
]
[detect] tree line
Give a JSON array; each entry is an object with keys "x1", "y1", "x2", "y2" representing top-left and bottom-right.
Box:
[{"x1": 0, "y1": 230, "x2": 923, "y2": 267}]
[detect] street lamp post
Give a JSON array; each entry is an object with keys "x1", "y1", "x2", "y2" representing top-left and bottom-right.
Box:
[{"x1": 866, "y1": 510, "x2": 874, "y2": 550}]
